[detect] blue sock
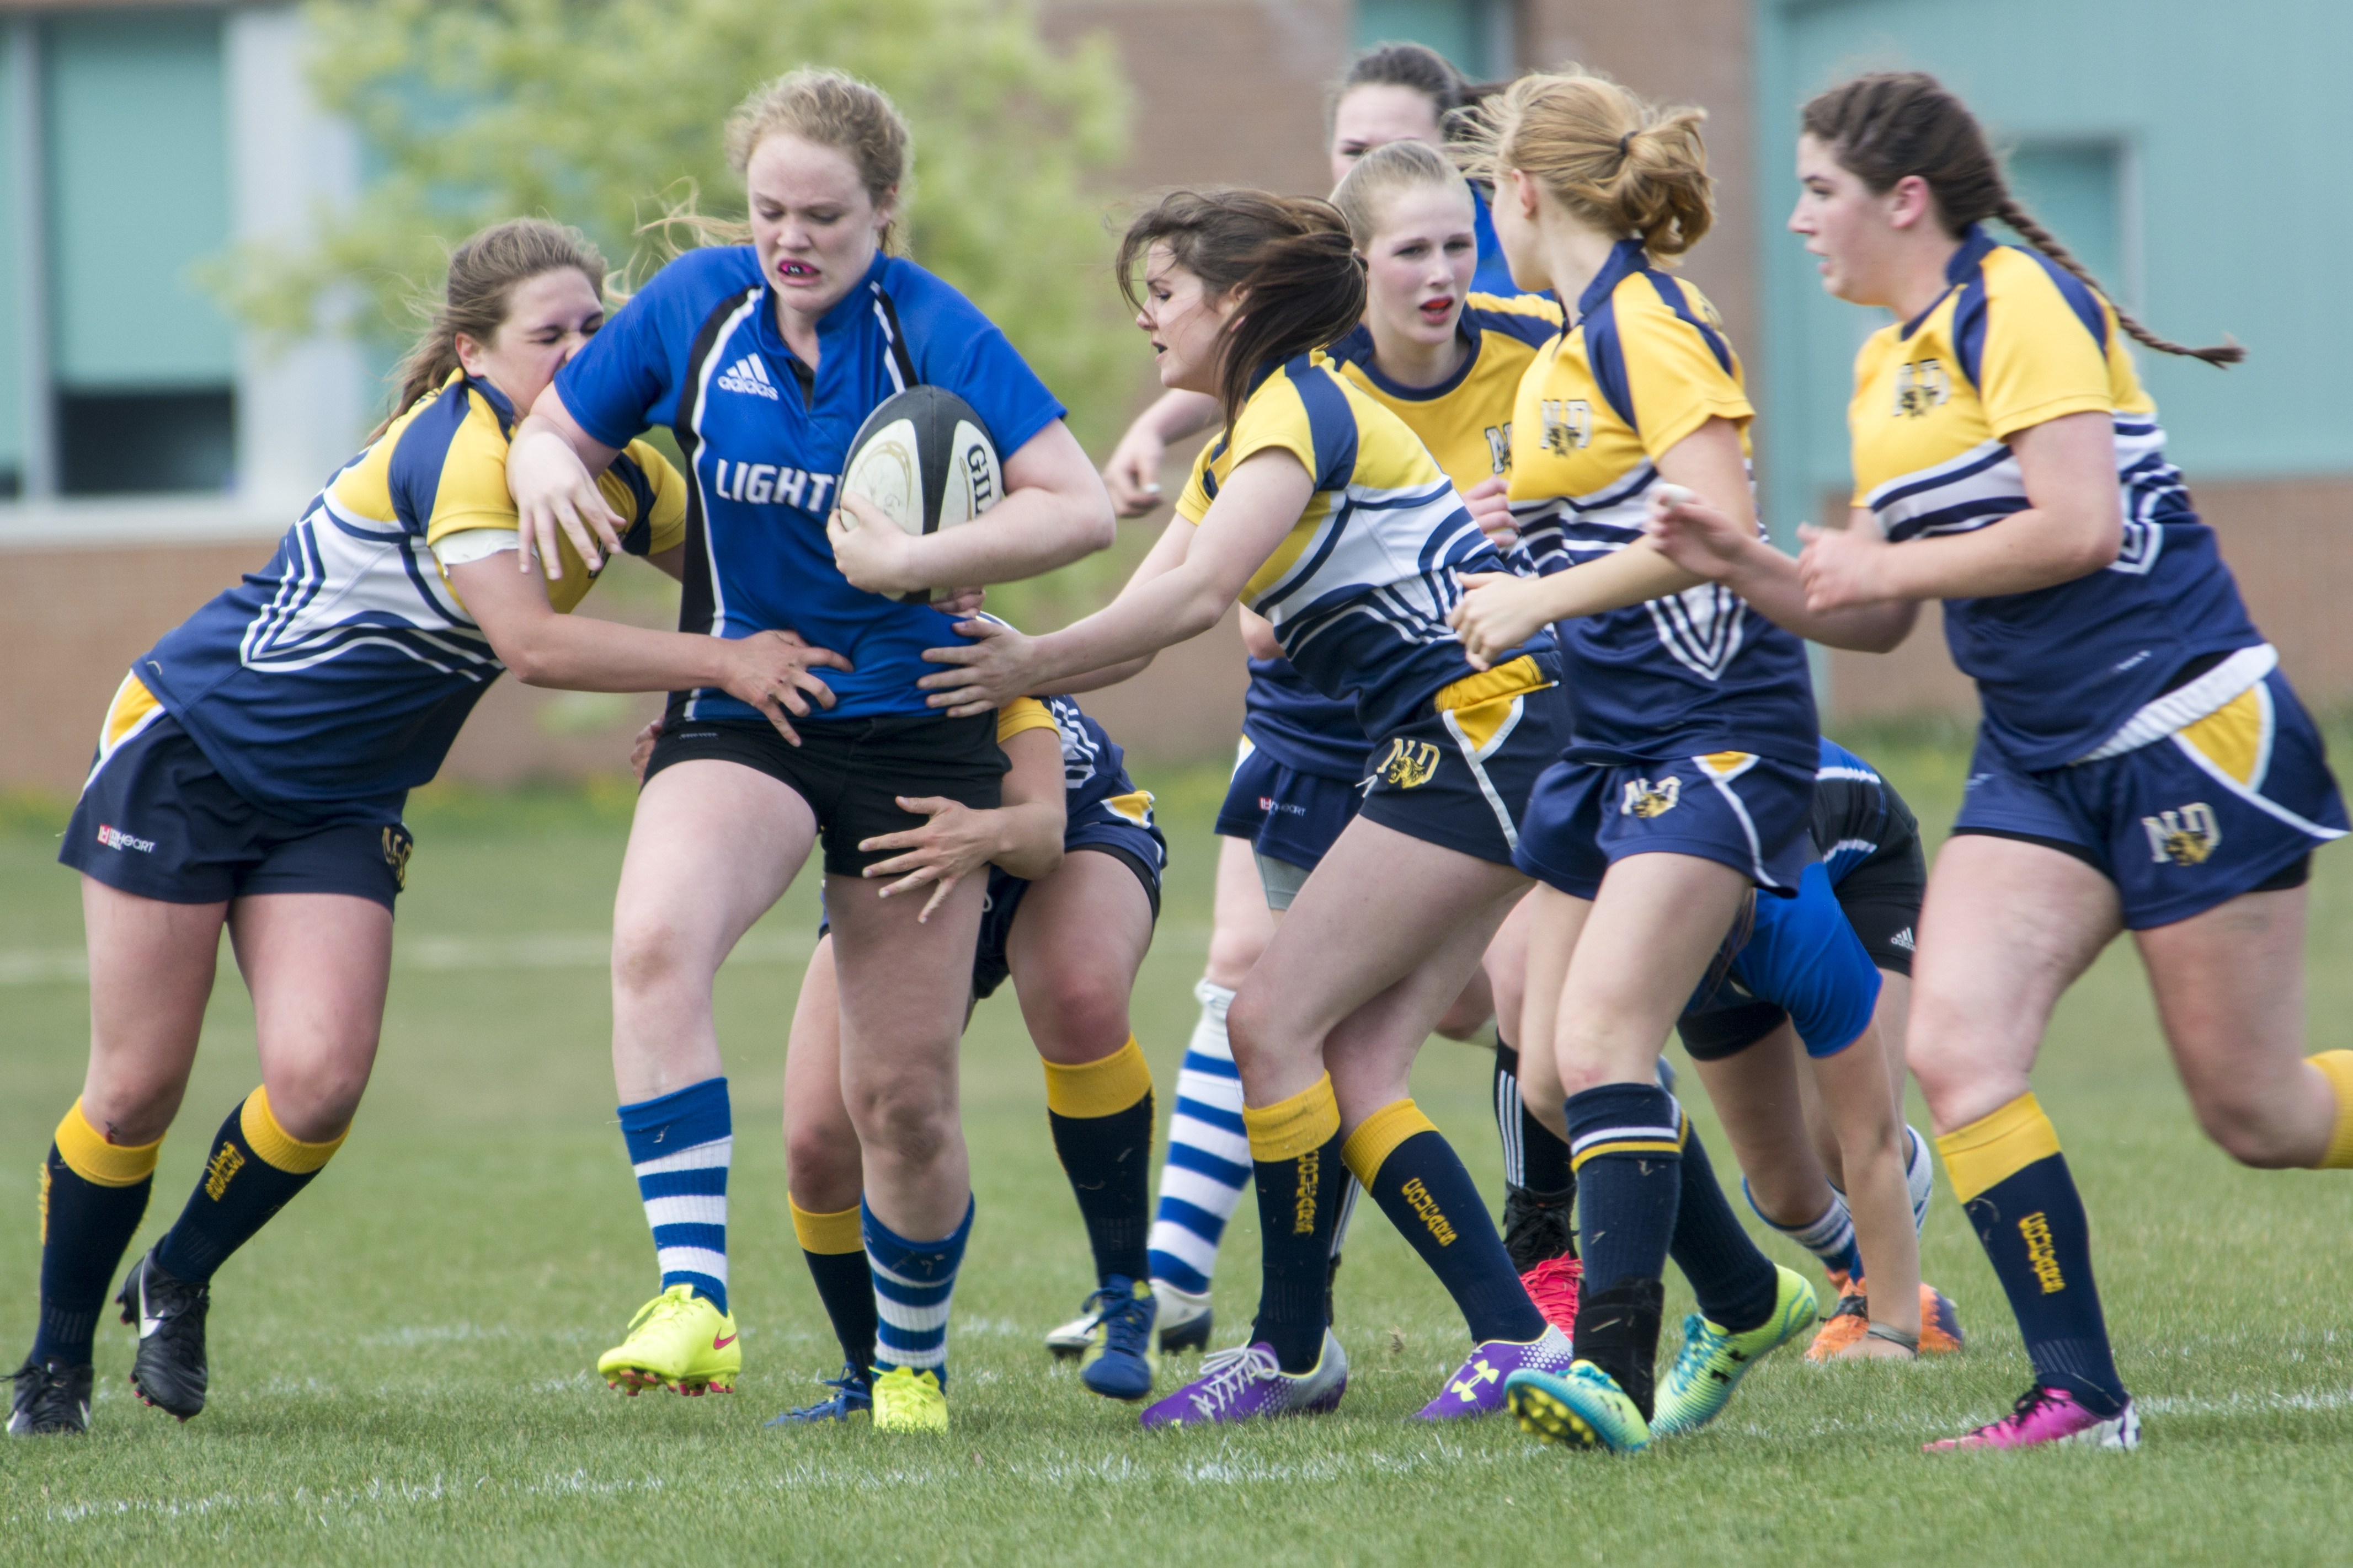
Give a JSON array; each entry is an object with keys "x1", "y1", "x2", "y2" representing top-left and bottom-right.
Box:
[
  {"x1": 617, "y1": 1078, "x2": 731, "y2": 1314},
  {"x1": 1147, "y1": 980, "x2": 1250, "y2": 1294},
  {"x1": 1567, "y1": 1082, "x2": 1683, "y2": 1297},
  {"x1": 1747, "y1": 1180, "x2": 1864, "y2": 1280},
  {"x1": 864, "y1": 1196, "x2": 974, "y2": 1387}
]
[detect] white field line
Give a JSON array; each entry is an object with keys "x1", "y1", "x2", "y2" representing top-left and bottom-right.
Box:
[{"x1": 0, "y1": 924, "x2": 1210, "y2": 988}]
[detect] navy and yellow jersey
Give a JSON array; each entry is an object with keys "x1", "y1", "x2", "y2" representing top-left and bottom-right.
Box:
[
  {"x1": 1507, "y1": 238, "x2": 1816, "y2": 767},
  {"x1": 1811, "y1": 738, "x2": 1918, "y2": 882},
  {"x1": 1849, "y1": 224, "x2": 2261, "y2": 769},
  {"x1": 1242, "y1": 656, "x2": 1366, "y2": 783},
  {"x1": 1176, "y1": 352, "x2": 1537, "y2": 741},
  {"x1": 1326, "y1": 292, "x2": 1563, "y2": 494},
  {"x1": 130, "y1": 373, "x2": 684, "y2": 820},
  {"x1": 556, "y1": 246, "x2": 1065, "y2": 727}
]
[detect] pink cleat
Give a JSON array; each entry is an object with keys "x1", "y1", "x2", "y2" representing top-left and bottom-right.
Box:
[{"x1": 1924, "y1": 1385, "x2": 2139, "y2": 1452}]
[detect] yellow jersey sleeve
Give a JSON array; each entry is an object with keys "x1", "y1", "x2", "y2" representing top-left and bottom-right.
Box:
[
  {"x1": 1973, "y1": 248, "x2": 2119, "y2": 441},
  {"x1": 996, "y1": 697, "x2": 1056, "y2": 744},
  {"x1": 1614, "y1": 278, "x2": 1753, "y2": 458},
  {"x1": 594, "y1": 441, "x2": 690, "y2": 556}
]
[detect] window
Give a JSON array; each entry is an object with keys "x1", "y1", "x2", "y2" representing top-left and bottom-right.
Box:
[
  {"x1": 1353, "y1": 0, "x2": 1514, "y2": 79},
  {"x1": 2001, "y1": 140, "x2": 2137, "y2": 310}
]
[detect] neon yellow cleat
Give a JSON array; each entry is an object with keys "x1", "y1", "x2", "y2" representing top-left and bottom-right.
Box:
[
  {"x1": 871, "y1": 1366, "x2": 949, "y2": 1433},
  {"x1": 596, "y1": 1284, "x2": 740, "y2": 1396},
  {"x1": 1652, "y1": 1265, "x2": 1816, "y2": 1436}
]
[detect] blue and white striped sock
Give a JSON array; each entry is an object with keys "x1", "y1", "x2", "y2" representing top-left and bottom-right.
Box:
[
  {"x1": 617, "y1": 1077, "x2": 731, "y2": 1314},
  {"x1": 864, "y1": 1196, "x2": 973, "y2": 1385},
  {"x1": 1746, "y1": 1178, "x2": 1863, "y2": 1280},
  {"x1": 1147, "y1": 978, "x2": 1251, "y2": 1295}
]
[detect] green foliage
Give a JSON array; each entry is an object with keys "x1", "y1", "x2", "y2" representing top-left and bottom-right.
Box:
[{"x1": 213, "y1": 0, "x2": 1137, "y2": 451}]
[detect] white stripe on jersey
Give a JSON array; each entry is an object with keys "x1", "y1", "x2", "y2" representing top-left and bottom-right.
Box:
[
  {"x1": 235, "y1": 497, "x2": 495, "y2": 679},
  {"x1": 683, "y1": 291, "x2": 766, "y2": 718},
  {"x1": 1253, "y1": 477, "x2": 1479, "y2": 654}
]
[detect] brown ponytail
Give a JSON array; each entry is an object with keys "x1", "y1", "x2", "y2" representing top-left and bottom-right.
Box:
[
  {"x1": 377, "y1": 218, "x2": 606, "y2": 439},
  {"x1": 1455, "y1": 67, "x2": 1714, "y2": 261},
  {"x1": 1802, "y1": 72, "x2": 2242, "y2": 366},
  {"x1": 1117, "y1": 189, "x2": 1367, "y2": 437}
]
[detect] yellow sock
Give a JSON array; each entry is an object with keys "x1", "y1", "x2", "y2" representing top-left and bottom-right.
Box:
[
  {"x1": 1935, "y1": 1093, "x2": 2062, "y2": 1204},
  {"x1": 2309, "y1": 1051, "x2": 2353, "y2": 1170},
  {"x1": 789, "y1": 1197, "x2": 863, "y2": 1254},
  {"x1": 240, "y1": 1086, "x2": 347, "y2": 1174},
  {"x1": 1340, "y1": 1099, "x2": 1439, "y2": 1186},
  {"x1": 1041, "y1": 1036, "x2": 1154, "y2": 1119},
  {"x1": 53, "y1": 1099, "x2": 163, "y2": 1188},
  {"x1": 1242, "y1": 1073, "x2": 1340, "y2": 1163}
]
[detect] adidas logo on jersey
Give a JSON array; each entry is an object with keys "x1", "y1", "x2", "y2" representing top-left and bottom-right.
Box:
[{"x1": 715, "y1": 354, "x2": 780, "y2": 401}]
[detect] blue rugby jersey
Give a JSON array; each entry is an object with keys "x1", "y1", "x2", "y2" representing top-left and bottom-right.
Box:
[
  {"x1": 1175, "y1": 353, "x2": 1543, "y2": 741},
  {"x1": 1810, "y1": 737, "x2": 1918, "y2": 881},
  {"x1": 556, "y1": 246, "x2": 1066, "y2": 724},
  {"x1": 1848, "y1": 225, "x2": 2261, "y2": 770},
  {"x1": 1241, "y1": 656, "x2": 1368, "y2": 783},
  {"x1": 132, "y1": 373, "x2": 682, "y2": 820},
  {"x1": 1470, "y1": 188, "x2": 1517, "y2": 298},
  {"x1": 1694, "y1": 861, "x2": 1882, "y2": 1057},
  {"x1": 1507, "y1": 239, "x2": 1817, "y2": 767}
]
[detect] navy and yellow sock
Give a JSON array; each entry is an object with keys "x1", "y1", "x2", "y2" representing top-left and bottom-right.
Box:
[
  {"x1": 1667, "y1": 1117, "x2": 1782, "y2": 1334},
  {"x1": 154, "y1": 1087, "x2": 344, "y2": 1285},
  {"x1": 1042, "y1": 1036, "x2": 1155, "y2": 1284},
  {"x1": 31, "y1": 1100, "x2": 159, "y2": 1367},
  {"x1": 2308, "y1": 1052, "x2": 2353, "y2": 1169},
  {"x1": 1566, "y1": 1082, "x2": 1681, "y2": 1406},
  {"x1": 1243, "y1": 1073, "x2": 1345, "y2": 1373},
  {"x1": 1939, "y1": 1093, "x2": 2126, "y2": 1415},
  {"x1": 792, "y1": 1197, "x2": 878, "y2": 1377},
  {"x1": 1346, "y1": 1099, "x2": 1546, "y2": 1345}
]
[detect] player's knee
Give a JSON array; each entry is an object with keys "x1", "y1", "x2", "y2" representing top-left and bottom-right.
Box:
[
  {"x1": 1432, "y1": 994, "x2": 1494, "y2": 1042},
  {"x1": 1225, "y1": 987, "x2": 1283, "y2": 1080},
  {"x1": 1027, "y1": 970, "x2": 1131, "y2": 1061},
  {"x1": 1203, "y1": 926, "x2": 1267, "y2": 992},
  {"x1": 2190, "y1": 1084, "x2": 2308, "y2": 1169},
  {"x1": 262, "y1": 1063, "x2": 368, "y2": 1143},
  {"x1": 847, "y1": 1078, "x2": 957, "y2": 1167},
  {"x1": 785, "y1": 1121, "x2": 862, "y2": 1210},
  {"x1": 610, "y1": 915, "x2": 702, "y2": 1000}
]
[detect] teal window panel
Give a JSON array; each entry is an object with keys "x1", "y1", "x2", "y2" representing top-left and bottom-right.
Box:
[
  {"x1": 1354, "y1": 0, "x2": 1507, "y2": 78},
  {"x1": 45, "y1": 12, "x2": 234, "y2": 390},
  {"x1": 2001, "y1": 141, "x2": 2130, "y2": 307}
]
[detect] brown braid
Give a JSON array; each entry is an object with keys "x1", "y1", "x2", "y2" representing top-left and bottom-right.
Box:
[{"x1": 1803, "y1": 72, "x2": 2243, "y2": 368}]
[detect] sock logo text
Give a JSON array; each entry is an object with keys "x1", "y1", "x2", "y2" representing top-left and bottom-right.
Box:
[
  {"x1": 1293, "y1": 1149, "x2": 1320, "y2": 1234},
  {"x1": 2018, "y1": 1210, "x2": 2065, "y2": 1293},
  {"x1": 1399, "y1": 1178, "x2": 1458, "y2": 1246},
  {"x1": 204, "y1": 1142, "x2": 246, "y2": 1201}
]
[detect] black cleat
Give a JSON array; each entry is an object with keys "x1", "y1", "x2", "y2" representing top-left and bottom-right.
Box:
[
  {"x1": 117, "y1": 1245, "x2": 208, "y2": 1420},
  {"x1": 9, "y1": 1356, "x2": 93, "y2": 1436},
  {"x1": 1501, "y1": 1184, "x2": 1577, "y2": 1276}
]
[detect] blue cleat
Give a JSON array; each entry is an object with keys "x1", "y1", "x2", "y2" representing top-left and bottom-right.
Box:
[
  {"x1": 1078, "y1": 1276, "x2": 1159, "y2": 1401},
  {"x1": 766, "y1": 1367, "x2": 872, "y2": 1425}
]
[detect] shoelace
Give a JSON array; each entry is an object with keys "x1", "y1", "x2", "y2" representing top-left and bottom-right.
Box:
[
  {"x1": 1083, "y1": 1287, "x2": 1152, "y2": 1354},
  {"x1": 1523, "y1": 1259, "x2": 1581, "y2": 1326},
  {"x1": 1669, "y1": 1313, "x2": 1732, "y2": 1383},
  {"x1": 626, "y1": 1289, "x2": 696, "y2": 1338},
  {"x1": 1186, "y1": 1345, "x2": 1280, "y2": 1416}
]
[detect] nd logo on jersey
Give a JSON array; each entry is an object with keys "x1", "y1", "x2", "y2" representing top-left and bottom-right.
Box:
[
  {"x1": 1892, "y1": 358, "x2": 1951, "y2": 418},
  {"x1": 1378, "y1": 738, "x2": 1442, "y2": 789},
  {"x1": 1621, "y1": 777, "x2": 1680, "y2": 818},
  {"x1": 1540, "y1": 400, "x2": 1592, "y2": 454},
  {"x1": 2143, "y1": 802, "x2": 2221, "y2": 866}
]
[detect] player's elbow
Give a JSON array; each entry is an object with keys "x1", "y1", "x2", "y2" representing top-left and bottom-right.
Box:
[{"x1": 1070, "y1": 489, "x2": 1118, "y2": 555}]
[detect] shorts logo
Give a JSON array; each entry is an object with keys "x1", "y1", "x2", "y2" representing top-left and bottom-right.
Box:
[
  {"x1": 1888, "y1": 927, "x2": 1916, "y2": 953},
  {"x1": 2142, "y1": 802, "x2": 2221, "y2": 866},
  {"x1": 382, "y1": 827, "x2": 414, "y2": 891},
  {"x1": 1893, "y1": 357, "x2": 1950, "y2": 418},
  {"x1": 95, "y1": 823, "x2": 156, "y2": 853},
  {"x1": 1378, "y1": 738, "x2": 1442, "y2": 790},
  {"x1": 2018, "y1": 1211, "x2": 2065, "y2": 1294},
  {"x1": 203, "y1": 1142, "x2": 246, "y2": 1201},
  {"x1": 1292, "y1": 1149, "x2": 1320, "y2": 1235},
  {"x1": 1620, "y1": 778, "x2": 1681, "y2": 818},
  {"x1": 1399, "y1": 1178, "x2": 1458, "y2": 1246},
  {"x1": 1540, "y1": 399, "x2": 1592, "y2": 454}
]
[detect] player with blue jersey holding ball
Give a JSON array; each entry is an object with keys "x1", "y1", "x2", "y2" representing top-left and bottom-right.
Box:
[{"x1": 504, "y1": 70, "x2": 1113, "y2": 1433}]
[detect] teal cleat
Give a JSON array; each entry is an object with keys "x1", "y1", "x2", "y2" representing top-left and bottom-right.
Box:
[
  {"x1": 1504, "y1": 1361, "x2": 1651, "y2": 1454},
  {"x1": 1652, "y1": 1264, "x2": 1817, "y2": 1437}
]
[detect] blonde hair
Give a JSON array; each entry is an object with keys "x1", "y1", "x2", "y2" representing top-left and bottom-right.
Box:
[
  {"x1": 1457, "y1": 66, "x2": 1712, "y2": 260},
  {"x1": 376, "y1": 218, "x2": 605, "y2": 440},
  {"x1": 654, "y1": 68, "x2": 913, "y2": 255},
  {"x1": 1331, "y1": 140, "x2": 1474, "y2": 251}
]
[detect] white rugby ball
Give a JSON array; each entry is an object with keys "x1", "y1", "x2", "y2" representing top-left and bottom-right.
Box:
[{"x1": 839, "y1": 386, "x2": 1002, "y2": 604}]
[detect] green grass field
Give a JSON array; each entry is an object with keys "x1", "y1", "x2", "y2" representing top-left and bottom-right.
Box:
[{"x1": 4, "y1": 735, "x2": 2351, "y2": 1565}]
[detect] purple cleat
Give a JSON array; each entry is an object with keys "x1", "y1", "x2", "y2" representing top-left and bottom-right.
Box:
[
  {"x1": 1417, "y1": 1325, "x2": 1575, "y2": 1420},
  {"x1": 1139, "y1": 1332, "x2": 1348, "y2": 1429}
]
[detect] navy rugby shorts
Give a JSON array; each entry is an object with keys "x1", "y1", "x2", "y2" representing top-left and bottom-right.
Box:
[
  {"x1": 1214, "y1": 738, "x2": 1362, "y2": 880},
  {"x1": 62, "y1": 700, "x2": 410, "y2": 911},
  {"x1": 1951, "y1": 666, "x2": 2345, "y2": 930},
  {"x1": 1514, "y1": 748, "x2": 1815, "y2": 902},
  {"x1": 1356, "y1": 652, "x2": 1567, "y2": 868}
]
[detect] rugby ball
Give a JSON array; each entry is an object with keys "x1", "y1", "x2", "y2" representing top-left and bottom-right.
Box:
[{"x1": 839, "y1": 386, "x2": 1002, "y2": 604}]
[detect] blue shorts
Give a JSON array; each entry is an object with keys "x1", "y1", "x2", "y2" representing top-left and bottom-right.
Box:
[
  {"x1": 1680, "y1": 864, "x2": 1881, "y2": 1060},
  {"x1": 1952, "y1": 667, "x2": 2346, "y2": 929},
  {"x1": 61, "y1": 709, "x2": 412, "y2": 911},
  {"x1": 1514, "y1": 749, "x2": 1816, "y2": 901},
  {"x1": 1214, "y1": 739, "x2": 1360, "y2": 873},
  {"x1": 1357, "y1": 653, "x2": 1568, "y2": 868}
]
